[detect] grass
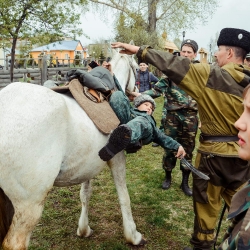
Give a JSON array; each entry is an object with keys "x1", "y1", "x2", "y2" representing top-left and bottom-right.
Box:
[{"x1": 28, "y1": 96, "x2": 228, "y2": 250}]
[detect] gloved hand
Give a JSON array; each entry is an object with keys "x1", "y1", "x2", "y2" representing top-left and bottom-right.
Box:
[{"x1": 66, "y1": 69, "x2": 86, "y2": 83}]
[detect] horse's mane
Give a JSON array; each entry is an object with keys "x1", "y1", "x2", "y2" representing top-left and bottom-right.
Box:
[
  {"x1": 110, "y1": 49, "x2": 127, "y2": 65},
  {"x1": 109, "y1": 49, "x2": 138, "y2": 93}
]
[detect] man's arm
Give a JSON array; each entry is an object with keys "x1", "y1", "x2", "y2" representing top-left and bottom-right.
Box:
[{"x1": 144, "y1": 78, "x2": 169, "y2": 98}]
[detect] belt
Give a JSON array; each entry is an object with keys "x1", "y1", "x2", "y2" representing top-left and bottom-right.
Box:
[{"x1": 199, "y1": 133, "x2": 238, "y2": 142}]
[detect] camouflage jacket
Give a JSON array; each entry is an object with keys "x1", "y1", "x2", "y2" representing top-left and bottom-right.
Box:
[
  {"x1": 129, "y1": 108, "x2": 181, "y2": 150},
  {"x1": 144, "y1": 77, "x2": 198, "y2": 113},
  {"x1": 218, "y1": 180, "x2": 250, "y2": 249},
  {"x1": 136, "y1": 45, "x2": 250, "y2": 157}
]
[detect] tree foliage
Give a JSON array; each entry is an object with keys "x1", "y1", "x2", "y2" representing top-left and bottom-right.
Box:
[
  {"x1": 208, "y1": 31, "x2": 220, "y2": 62},
  {"x1": 0, "y1": 0, "x2": 87, "y2": 81},
  {"x1": 89, "y1": 0, "x2": 219, "y2": 46}
]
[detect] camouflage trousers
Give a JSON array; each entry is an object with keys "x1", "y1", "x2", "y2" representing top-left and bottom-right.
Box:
[
  {"x1": 162, "y1": 109, "x2": 198, "y2": 171},
  {"x1": 109, "y1": 91, "x2": 154, "y2": 144}
]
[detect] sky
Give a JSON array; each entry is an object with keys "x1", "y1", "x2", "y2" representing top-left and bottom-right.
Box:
[{"x1": 79, "y1": 0, "x2": 249, "y2": 52}]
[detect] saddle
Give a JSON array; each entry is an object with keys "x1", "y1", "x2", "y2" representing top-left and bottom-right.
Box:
[{"x1": 51, "y1": 79, "x2": 120, "y2": 134}]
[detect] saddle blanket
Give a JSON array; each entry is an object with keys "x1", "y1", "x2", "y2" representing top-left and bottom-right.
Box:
[{"x1": 51, "y1": 79, "x2": 120, "y2": 134}]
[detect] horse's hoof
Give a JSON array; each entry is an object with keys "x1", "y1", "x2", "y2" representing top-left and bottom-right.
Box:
[
  {"x1": 138, "y1": 237, "x2": 147, "y2": 246},
  {"x1": 77, "y1": 228, "x2": 94, "y2": 238},
  {"x1": 85, "y1": 229, "x2": 94, "y2": 238}
]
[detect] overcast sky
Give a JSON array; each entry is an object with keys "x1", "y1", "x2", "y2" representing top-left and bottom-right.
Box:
[{"x1": 79, "y1": 0, "x2": 249, "y2": 51}]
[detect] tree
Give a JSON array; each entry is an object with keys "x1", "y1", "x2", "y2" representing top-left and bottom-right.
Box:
[
  {"x1": 208, "y1": 31, "x2": 220, "y2": 62},
  {"x1": 0, "y1": 0, "x2": 87, "y2": 81},
  {"x1": 89, "y1": 0, "x2": 219, "y2": 44}
]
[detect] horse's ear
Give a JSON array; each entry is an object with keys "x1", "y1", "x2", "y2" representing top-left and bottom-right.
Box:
[{"x1": 129, "y1": 40, "x2": 135, "y2": 45}]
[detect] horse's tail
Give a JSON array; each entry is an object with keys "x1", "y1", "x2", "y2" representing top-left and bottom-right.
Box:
[{"x1": 0, "y1": 187, "x2": 14, "y2": 244}]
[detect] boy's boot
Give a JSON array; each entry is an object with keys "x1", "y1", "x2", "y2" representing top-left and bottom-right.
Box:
[
  {"x1": 99, "y1": 124, "x2": 131, "y2": 161},
  {"x1": 180, "y1": 170, "x2": 192, "y2": 196},
  {"x1": 162, "y1": 170, "x2": 172, "y2": 190}
]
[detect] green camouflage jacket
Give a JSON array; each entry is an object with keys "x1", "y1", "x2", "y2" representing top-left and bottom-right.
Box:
[
  {"x1": 144, "y1": 77, "x2": 198, "y2": 111},
  {"x1": 136, "y1": 46, "x2": 250, "y2": 157},
  {"x1": 218, "y1": 179, "x2": 250, "y2": 249}
]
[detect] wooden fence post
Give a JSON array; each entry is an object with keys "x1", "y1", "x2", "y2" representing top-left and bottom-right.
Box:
[{"x1": 41, "y1": 55, "x2": 48, "y2": 85}]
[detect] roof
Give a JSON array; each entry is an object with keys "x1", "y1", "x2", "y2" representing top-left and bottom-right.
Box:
[
  {"x1": 198, "y1": 47, "x2": 208, "y2": 54},
  {"x1": 164, "y1": 41, "x2": 179, "y2": 51},
  {"x1": 31, "y1": 40, "x2": 81, "y2": 52}
]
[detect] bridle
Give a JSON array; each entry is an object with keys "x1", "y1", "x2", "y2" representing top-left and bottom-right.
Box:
[{"x1": 125, "y1": 56, "x2": 138, "y2": 93}]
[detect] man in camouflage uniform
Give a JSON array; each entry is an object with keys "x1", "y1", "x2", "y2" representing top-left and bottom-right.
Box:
[
  {"x1": 98, "y1": 91, "x2": 186, "y2": 162},
  {"x1": 111, "y1": 27, "x2": 250, "y2": 250},
  {"x1": 144, "y1": 39, "x2": 199, "y2": 196}
]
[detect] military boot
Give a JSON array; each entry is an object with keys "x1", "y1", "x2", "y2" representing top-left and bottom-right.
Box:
[
  {"x1": 99, "y1": 124, "x2": 132, "y2": 161},
  {"x1": 180, "y1": 170, "x2": 192, "y2": 196},
  {"x1": 162, "y1": 171, "x2": 172, "y2": 190}
]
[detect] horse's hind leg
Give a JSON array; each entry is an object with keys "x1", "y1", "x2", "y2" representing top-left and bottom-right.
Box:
[
  {"x1": 2, "y1": 200, "x2": 45, "y2": 250},
  {"x1": 77, "y1": 181, "x2": 93, "y2": 238}
]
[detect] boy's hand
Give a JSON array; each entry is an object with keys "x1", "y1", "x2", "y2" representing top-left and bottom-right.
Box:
[
  {"x1": 176, "y1": 146, "x2": 186, "y2": 158},
  {"x1": 131, "y1": 92, "x2": 141, "y2": 97},
  {"x1": 102, "y1": 61, "x2": 113, "y2": 75}
]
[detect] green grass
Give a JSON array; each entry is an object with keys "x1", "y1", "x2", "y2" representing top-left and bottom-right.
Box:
[{"x1": 28, "y1": 96, "x2": 228, "y2": 250}]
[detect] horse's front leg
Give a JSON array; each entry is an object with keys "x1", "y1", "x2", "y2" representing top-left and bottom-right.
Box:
[
  {"x1": 77, "y1": 181, "x2": 93, "y2": 238},
  {"x1": 108, "y1": 152, "x2": 146, "y2": 246}
]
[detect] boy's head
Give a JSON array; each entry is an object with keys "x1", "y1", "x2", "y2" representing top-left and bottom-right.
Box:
[
  {"x1": 139, "y1": 62, "x2": 148, "y2": 72},
  {"x1": 234, "y1": 84, "x2": 250, "y2": 160},
  {"x1": 134, "y1": 94, "x2": 156, "y2": 115},
  {"x1": 180, "y1": 39, "x2": 198, "y2": 61}
]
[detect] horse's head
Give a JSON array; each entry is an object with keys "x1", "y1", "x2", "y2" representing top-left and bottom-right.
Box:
[{"x1": 110, "y1": 48, "x2": 139, "y2": 94}]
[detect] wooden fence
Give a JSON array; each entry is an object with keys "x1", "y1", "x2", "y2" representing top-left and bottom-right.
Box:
[{"x1": 0, "y1": 56, "x2": 105, "y2": 90}]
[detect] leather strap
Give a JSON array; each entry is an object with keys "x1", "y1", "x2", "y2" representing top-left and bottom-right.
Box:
[{"x1": 199, "y1": 133, "x2": 238, "y2": 142}]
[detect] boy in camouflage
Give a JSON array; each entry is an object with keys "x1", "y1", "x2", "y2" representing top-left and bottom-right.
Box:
[
  {"x1": 98, "y1": 92, "x2": 186, "y2": 161},
  {"x1": 218, "y1": 84, "x2": 250, "y2": 250}
]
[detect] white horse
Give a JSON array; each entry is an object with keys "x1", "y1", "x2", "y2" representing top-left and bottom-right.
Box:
[{"x1": 0, "y1": 49, "x2": 145, "y2": 250}]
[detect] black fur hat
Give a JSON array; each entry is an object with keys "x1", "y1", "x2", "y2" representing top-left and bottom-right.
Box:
[
  {"x1": 181, "y1": 39, "x2": 198, "y2": 53},
  {"x1": 217, "y1": 28, "x2": 250, "y2": 53}
]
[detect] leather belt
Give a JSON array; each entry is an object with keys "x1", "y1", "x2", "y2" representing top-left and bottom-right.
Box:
[{"x1": 199, "y1": 133, "x2": 238, "y2": 142}]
